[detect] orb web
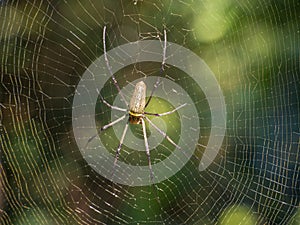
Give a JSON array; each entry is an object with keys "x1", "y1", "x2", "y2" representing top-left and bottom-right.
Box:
[{"x1": 0, "y1": 0, "x2": 299, "y2": 224}]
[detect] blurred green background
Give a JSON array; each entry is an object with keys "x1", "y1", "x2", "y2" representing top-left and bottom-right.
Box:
[{"x1": 0, "y1": 0, "x2": 299, "y2": 224}]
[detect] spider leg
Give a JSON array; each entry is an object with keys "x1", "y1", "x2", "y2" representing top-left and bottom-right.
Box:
[
  {"x1": 99, "y1": 94, "x2": 127, "y2": 112},
  {"x1": 103, "y1": 26, "x2": 128, "y2": 107},
  {"x1": 111, "y1": 121, "x2": 129, "y2": 178},
  {"x1": 144, "y1": 103, "x2": 187, "y2": 117},
  {"x1": 141, "y1": 118, "x2": 154, "y2": 182},
  {"x1": 162, "y1": 29, "x2": 167, "y2": 68},
  {"x1": 101, "y1": 114, "x2": 127, "y2": 131},
  {"x1": 145, "y1": 117, "x2": 181, "y2": 149},
  {"x1": 145, "y1": 29, "x2": 167, "y2": 109},
  {"x1": 85, "y1": 114, "x2": 126, "y2": 148},
  {"x1": 145, "y1": 116, "x2": 189, "y2": 159},
  {"x1": 141, "y1": 118, "x2": 161, "y2": 203},
  {"x1": 145, "y1": 77, "x2": 161, "y2": 108}
]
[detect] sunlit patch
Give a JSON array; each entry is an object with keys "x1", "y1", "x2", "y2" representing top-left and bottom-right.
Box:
[
  {"x1": 218, "y1": 205, "x2": 258, "y2": 225},
  {"x1": 193, "y1": 0, "x2": 233, "y2": 43}
]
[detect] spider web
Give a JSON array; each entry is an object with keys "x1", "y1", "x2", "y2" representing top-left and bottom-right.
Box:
[{"x1": 0, "y1": 0, "x2": 299, "y2": 224}]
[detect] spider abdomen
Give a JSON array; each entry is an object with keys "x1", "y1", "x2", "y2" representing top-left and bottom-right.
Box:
[
  {"x1": 129, "y1": 81, "x2": 146, "y2": 124},
  {"x1": 129, "y1": 81, "x2": 146, "y2": 114}
]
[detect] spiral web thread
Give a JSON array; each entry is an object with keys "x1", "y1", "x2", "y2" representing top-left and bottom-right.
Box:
[{"x1": 0, "y1": 1, "x2": 299, "y2": 224}]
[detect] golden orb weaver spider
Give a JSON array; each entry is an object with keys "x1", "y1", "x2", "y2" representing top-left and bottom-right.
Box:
[{"x1": 86, "y1": 26, "x2": 186, "y2": 186}]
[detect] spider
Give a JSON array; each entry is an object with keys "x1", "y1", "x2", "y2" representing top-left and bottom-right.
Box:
[{"x1": 86, "y1": 26, "x2": 186, "y2": 185}]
